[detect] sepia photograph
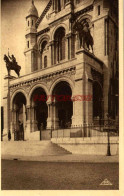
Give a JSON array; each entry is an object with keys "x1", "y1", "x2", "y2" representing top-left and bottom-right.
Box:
[{"x1": 0, "y1": 0, "x2": 122, "y2": 193}]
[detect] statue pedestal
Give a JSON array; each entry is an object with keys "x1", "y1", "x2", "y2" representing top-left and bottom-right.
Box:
[
  {"x1": 4, "y1": 75, "x2": 16, "y2": 80},
  {"x1": 2, "y1": 75, "x2": 16, "y2": 140}
]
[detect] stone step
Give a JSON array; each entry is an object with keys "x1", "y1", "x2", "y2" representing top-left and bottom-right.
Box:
[{"x1": 1, "y1": 141, "x2": 71, "y2": 157}]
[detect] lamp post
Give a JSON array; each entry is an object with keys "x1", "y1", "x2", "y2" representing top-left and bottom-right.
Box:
[{"x1": 106, "y1": 114, "x2": 111, "y2": 156}]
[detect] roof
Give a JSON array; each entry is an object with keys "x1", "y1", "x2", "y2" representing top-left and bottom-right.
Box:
[{"x1": 27, "y1": 0, "x2": 38, "y2": 18}]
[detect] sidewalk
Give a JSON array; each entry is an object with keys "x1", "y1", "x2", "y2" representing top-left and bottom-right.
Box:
[{"x1": 2, "y1": 154, "x2": 119, "y2": 163}]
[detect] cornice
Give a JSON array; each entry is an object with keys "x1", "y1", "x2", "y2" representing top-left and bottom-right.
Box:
[{"x1": 9, "y1": 66, "x2": 76, "y2": 89}]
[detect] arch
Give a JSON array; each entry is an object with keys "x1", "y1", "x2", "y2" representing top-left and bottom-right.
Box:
[
  {"x1": 10, "y1": 89, "x2": 28, "y2": 109},
  {"x1": 51, "y1": 80, "x2": 73, "y2": 128},
  {"x1": 29, "y1": 85, "x2": 48, "y2": 130},
  {"x1": 78, "y1": 14, "x2": 92, "y2": 24},
  {"x1": 50, "y1": 77, "x2": 74, "y2": 96},
  {"x1": 37, "y1": 34, "x2": 50, "y2": 51},
  {"x1": 73, "y1": 14, "x2": 93, "y2": 31},
  {"x1": 93, "y1": 79, "x2": 103, "y2": 90},
  {"x1": 51, "y1": 23, "x2": 68, "y2": 40},
  {"x1": 28, "y1": 83, "x2": 49, "y2": 101}
]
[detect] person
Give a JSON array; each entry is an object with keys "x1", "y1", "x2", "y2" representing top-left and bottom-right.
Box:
[
  {"x1": 18, "y1": 120, "x2": 24, "y2": 140},
  {"x1": 8, "y1": 54, "x2": 18, "y2": 66},
  {"x1": 8, "y1": 130, "x2": 11, "y2": 141}
]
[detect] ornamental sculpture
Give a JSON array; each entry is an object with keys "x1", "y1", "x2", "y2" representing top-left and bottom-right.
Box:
[
  {"x1": 74, "y1": 19, "x2": 94, "y2": 53},
  {"x1": 4, "y1": 51, "x2": 21, "y2": 77}
]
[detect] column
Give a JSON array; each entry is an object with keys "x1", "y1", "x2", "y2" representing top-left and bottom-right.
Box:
[
  {"x1": 66, "y1": 33, "x2": 72, "y2": 60},
  {"x1": 75, "y1": 33, "x2": 79, "y2": 51},
  {"x1": 10, "y1": 109, "x2": 15, "y2": 141},
  {"x1": 65, "y1": 35, "x2": 69, "y2": 60},
  {"x1": 49, "y1": 41, "x2": 54, "y2": 65},
  {"x1": 24, "y1": 105, "x2": 30, "y2": 140},
  {"x1": 53, "y1": 101, "x2": 59, "y2": 129},
  {"x1": 47, "y1": 101, "x2": 53, "y2": 129},
  {"x1": 71, "y1": 101, "x2": 75, "y2": 126},
  {"x1": 30, "y1": 106, "x2": 38, "y2": 133}
]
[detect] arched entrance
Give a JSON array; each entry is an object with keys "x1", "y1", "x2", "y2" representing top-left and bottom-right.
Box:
[
  {"x1": 93, "y1": 81, "x2": 103, "y2": 120},
  {"x1": 31, "y1": 87, "x2": 48, "y2": 131},
  {"x1": 12, "y1": 92, "x2": 26, "y2": 140},
  {"x1": 52, "y1": 81, "x2": 73, "y2": 129}
]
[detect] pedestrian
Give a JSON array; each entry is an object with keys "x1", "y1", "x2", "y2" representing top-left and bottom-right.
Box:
[{"x1": 8, "y1": 130, "x2": 11, "y2": 141}]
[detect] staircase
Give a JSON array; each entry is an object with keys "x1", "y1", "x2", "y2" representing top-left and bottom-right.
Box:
[{"x1": 1, "y1": 141, "x2": 71, "y2": 157}]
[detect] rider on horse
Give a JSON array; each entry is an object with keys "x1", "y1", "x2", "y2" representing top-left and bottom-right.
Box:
[{"x1": 8, "y1": 54, "x2": 18, "y2": 67}]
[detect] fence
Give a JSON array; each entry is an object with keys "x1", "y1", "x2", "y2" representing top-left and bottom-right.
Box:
[{"x1": 51, "y1": 119, "x2": 119, "y2": 139}]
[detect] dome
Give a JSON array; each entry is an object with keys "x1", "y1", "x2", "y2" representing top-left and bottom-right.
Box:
[{"x1": 27, "y1": 0, "x2": 38, "y2": 18}]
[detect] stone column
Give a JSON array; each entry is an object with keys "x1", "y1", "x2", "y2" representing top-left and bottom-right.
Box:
[
  {"x1": 47, "y1": 101, "x2": 53, "y2": 129},
  {"x1": 49, "y1": 41, "x2": 54, "y2": 65},
  {"x1": 71, "y1": 101, "x2": 75, "y2": 126},
  {"x1": 31, "y1": 106, "x2": 38, "y2": 133},
  {"x1": 53, "y1": 101, "x2": 59, "y2": 129},
  {"x1": 65, "y1": 35, "x2": 69, "y2": 60},
  {"x1": 3, "y1": 75, "x2": 16, "y2": 141},
  {"x1": 25, "y1": 105, "x2": 31, "y2": 140},
  {"x1": 66, "y1": 33, "x2": 72, "y2": 60},
  {"x1": 75, "y1": 33, "x2": 79, "y2": 51},
  {"x1": 10, "y1": 109, "x2": 15, "y2": 141}
]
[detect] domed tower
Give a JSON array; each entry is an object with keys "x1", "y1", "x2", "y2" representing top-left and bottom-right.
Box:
[{"x1": 24, "y1": 0, "x2": 39, "y2": 74}]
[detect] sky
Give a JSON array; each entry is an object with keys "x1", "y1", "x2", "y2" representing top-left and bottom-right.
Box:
[{"x1": 1, "y1": 0, "x2": 48, "y2": 105}]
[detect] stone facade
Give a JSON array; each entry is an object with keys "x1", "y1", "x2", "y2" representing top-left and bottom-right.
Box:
[{"x1": 3, "y1": 0, "x2": 118, "y2": 141}]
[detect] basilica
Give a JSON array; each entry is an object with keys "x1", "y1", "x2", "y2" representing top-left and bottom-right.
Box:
[{"x1": 3, "y1": 0, "x2": 118, "y2": 141}]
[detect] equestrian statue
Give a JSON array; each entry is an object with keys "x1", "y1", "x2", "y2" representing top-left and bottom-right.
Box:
[
  {"x1": 4, "y1": 52, "x2": 21, "y2": 77},
  {"x1": 73, "y1": 19, "x2": 94, "y2": 53}
]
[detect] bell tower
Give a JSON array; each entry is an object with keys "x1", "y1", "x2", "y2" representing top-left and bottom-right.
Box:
[{"x1": 24, "y1": 0, "x2": 39, "y2": 74}]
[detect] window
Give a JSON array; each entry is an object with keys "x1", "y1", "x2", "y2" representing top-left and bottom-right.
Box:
[
  {"x1": 54, "y1": 27, "x2": 65, "y2": 63},
  {"x1": 44, "y1": 56, "x2": 47, "y2": 68},
  {"x1": 41, "y1": 41, "x2": 47, "y2": 52},
  {"x1": 28, "y1": 21, "x2": 29, "y2": 26},
  {"x1": 32, "y1": 20, "x2": 33, "y2": 26},
  {"x1": 58, "y1": 0, "x2": 61, "y2": 12},
  {"x1": 98, "y1": 5, "x2": 100, "y2": 15},
  {"x1": 27, "y1": 41, "x2": 29, "y2": 48}
]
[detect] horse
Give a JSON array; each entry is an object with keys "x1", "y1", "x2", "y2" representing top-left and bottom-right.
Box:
[
  {"x1": 73, "y1": 21, "x2": 94, "y2": 53},
  {"x1": 4, "y1": 54, "x2": 21, "y2": 77}
]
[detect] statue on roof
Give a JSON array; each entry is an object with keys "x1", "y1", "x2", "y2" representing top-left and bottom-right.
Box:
[
  {"x1": 4, "y1": 49, "x2": 21, "y2": 77},
  {"x1": 73, "y1": 19, "x2": 94, "y2": 53}
]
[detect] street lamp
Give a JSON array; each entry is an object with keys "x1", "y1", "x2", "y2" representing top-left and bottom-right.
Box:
[{"x1": 106, "y1": 114, "x2": 111, "y2": 156}]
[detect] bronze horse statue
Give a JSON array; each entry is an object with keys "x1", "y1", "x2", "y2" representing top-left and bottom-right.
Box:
[
  {"x1": 4, "y1": 54, "x2": 21, "y2": 77},
  {"x1": 73, "y1": 20, "x2": 94, "y2": 53}
]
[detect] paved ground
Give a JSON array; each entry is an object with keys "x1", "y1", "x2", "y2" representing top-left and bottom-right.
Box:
[
  {"x1": 2, "y1": 154, "x2": 119, "y2": 163},
  {"x1": 1, "y1": 159, "x2": 119, "y2": 190}
]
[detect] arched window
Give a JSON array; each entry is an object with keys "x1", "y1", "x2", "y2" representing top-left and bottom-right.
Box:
[
  {"x1": 54, "y1": 27, "x2": 65, "y2": 63},
  {"x1": 44, "y1": 56, "x2": 47, "y2": 68},
  {"x1": 41, "y1": 41, "x2": 47, "y2": 52},
  {"x1": 40, "y1": 40, "x2": 49, "y2": 69}
]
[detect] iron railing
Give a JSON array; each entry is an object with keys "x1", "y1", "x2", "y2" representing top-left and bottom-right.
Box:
[{"x1": 50, "y1": 119, "x2": 119, "y2": 138}]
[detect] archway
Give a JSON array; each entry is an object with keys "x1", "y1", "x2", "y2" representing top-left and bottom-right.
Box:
[
  {"x1": 13, "y1": 92, "x2": 26, "y2": 140},
  {"x1": 93, "y1": 81, "x2": 103, "y2": 119},
  {"x1": 52, "y1": 81, "x2": 73, "y2": 128},
  {"x1": 31, "y1": 87, "x2": 48, "y2": 131}
]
